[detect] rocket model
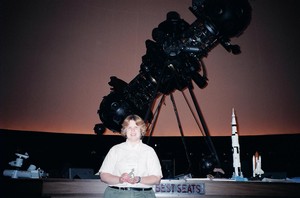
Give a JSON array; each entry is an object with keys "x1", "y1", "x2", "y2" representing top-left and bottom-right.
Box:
[
  {"x1": 3, "y1": 152, "x2": 48, "y2": 179},
  {"x1": 231, "y1": 108, "x2": 244, "y2": 179},
  {"x1": 253, "y1": 151, "x2": 264, "y2": 178}
]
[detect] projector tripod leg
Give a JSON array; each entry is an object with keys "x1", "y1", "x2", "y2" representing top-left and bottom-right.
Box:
[
  {"x1": 170, "y1": 93, "x2": 192, "y2": 173},
  {"x1": 145, "y1": 84, "x2": 222, "y2": 177},
  {"x1": 187, "y1": 82, "x2": 221, "y2": 169},
  {"x1": 146, "y1": 92, "x2": 193, "y2": 175},
  {"x1": 146, "y1": 95, "x2": 166, "y2": 144}
]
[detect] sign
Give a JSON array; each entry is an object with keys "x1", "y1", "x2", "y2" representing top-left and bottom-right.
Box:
[{"x1": 154, "y1": 179, "x2": 205, "y2": 196}]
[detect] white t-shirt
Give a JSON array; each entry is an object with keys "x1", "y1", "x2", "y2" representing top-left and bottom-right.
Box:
[{"x1": 99, "y1": 140, "x2": 163, "y2": 188}]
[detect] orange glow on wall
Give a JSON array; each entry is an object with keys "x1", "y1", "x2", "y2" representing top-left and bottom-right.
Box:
[{"x1": 0, "y1": 0, "x2": 299, "y2": 136}]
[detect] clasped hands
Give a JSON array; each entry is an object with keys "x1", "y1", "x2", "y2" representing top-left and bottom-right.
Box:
[{"x1": 119, "y1": 173, "x2": 140, "y2": 184}]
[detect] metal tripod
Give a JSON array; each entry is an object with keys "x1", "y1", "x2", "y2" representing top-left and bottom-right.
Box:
[{"x1": 144, "y1": 80, "x2": 221, "y2": 177}]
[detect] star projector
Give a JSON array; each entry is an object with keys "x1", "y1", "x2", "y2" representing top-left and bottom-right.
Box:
[{"x1": 95, "y1": 0, "x2": 252, "y2": 134}]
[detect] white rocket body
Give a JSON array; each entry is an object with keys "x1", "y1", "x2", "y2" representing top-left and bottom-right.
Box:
[{"x1": 231, "y1": 108, "x2": 243, "y2": 178}]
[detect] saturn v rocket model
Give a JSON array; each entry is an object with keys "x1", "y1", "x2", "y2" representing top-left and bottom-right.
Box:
[{"x1": 231, "y1": 108, "x2": 246, "y2": 180}]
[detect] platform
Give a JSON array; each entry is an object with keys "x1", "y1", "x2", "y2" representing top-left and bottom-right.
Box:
[{"x1": 1, "y1": 178, "x2": 300, "y2": 198}]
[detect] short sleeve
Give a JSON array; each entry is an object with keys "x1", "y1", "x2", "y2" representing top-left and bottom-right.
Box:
[
  {"x1": 99, "y1": 147, "x2": 117, "y2": 174},
  {"x1": 147, "y1": 147, "x2": 163, "y2": 178}
]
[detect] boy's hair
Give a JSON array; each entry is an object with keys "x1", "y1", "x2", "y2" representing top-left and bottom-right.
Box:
[{"x1": 121, "y1": 114, "x2": 147, "y2": 138}]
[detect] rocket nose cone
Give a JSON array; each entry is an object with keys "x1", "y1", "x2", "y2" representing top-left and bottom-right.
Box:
[{"x1": 231, "y1": 108, "x2": 237, "y2": 125}]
